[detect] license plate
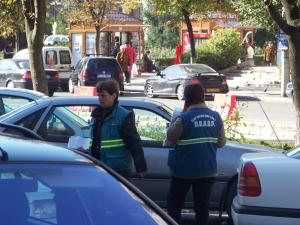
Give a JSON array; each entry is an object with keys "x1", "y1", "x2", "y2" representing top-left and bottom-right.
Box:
[
  {"x1": 97, "y1": 74, "x2": 111, "y2": 78},
  {"x1": 206, "y1": 88, "x2": 220, "y2": 93}
]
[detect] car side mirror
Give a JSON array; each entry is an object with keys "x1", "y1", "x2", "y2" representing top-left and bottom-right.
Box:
[{"x1": 70, "y1": 66, "x2": 75, "y2": 71}]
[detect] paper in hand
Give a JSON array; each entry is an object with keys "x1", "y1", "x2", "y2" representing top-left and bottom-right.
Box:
[{"x1": 68, "y1": 136, "x2": 90, "y2": 150}]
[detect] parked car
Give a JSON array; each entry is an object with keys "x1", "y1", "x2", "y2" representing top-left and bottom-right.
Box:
[
  {"x1": 68, "y1": 56, "x2": 124, "y2": 93},
  {"x1": 0, "y1": 96, "x2": 276, "y2": 222},
  {"x1": 14, "y1": 46, "x2": 73, "y2": 91},
  {"x1": 144, "y1": 64, "x2": 229, "y2": 100},
  {"x1": 0, "y1": 88, "x2": 47, "y2": 116},
  {"x1": 0, "y1": 133, "x2": 176, "y2": 225},
  {"x1": 44, "y1": 34, "x2": 69, "y2": 46},
  {"x1": 231, "y1": 148, "x2": 300, "y2": 225},
  {"x1": 0, "y1": 59, "x2": 59, "y2": 96},
  {"x1": 286, "y1": 82, "x2": 293, "y2": 98}
]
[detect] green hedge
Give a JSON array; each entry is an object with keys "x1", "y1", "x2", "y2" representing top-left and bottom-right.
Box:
[{"x1": 181, "y1": 29, "x2": 243, "y2": 70}]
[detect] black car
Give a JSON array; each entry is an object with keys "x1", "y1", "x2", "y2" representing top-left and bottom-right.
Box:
[
  {"x1": 0, "y1": 132, "x2": 176, "y2": 225},
  {"x1": 68, "y1": 56, "x2": 124, "y2": 93},
  {"x1": 0, "y1": 59, "x2": 59, "y2": 96},
  {"x1": 144, "y1": 63, "x2": 229, "y2": 100}
]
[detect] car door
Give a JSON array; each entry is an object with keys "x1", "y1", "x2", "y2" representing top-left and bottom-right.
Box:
[
  {"x1": 164, "y1": 65, "x2": 182, "y2": 95},
  {"x1": 154, "y1": 67, "x2": 173, "y2": 94}
]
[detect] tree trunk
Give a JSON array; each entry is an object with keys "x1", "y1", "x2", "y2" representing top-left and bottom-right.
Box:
[
  {"x1": 22, "y1": 0, "x2": 48, "y2": 95},
  {"x1": 95, "y1": 25, "x2": 100, "y2": 55},
  {"x1": 182, "y1": 8, "x2": 196, "y2": 62},
  {"x1": 287, "y1": 32, "x2": 300, "y2": 145}
]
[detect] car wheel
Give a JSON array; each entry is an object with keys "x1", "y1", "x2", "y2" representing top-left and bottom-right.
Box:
[
  {"x1": 225, "y1": 179, "x2": 237, "y2": 223},
  {"x1": 6, "y1": 81, "x2": 15, "y2": 88},
  {"x1": 68, "y1": 78, "x2": 75, "y2": 93},
  {"x1": 177, "y1": 84, "x2": 184, "y2": 100},
  {"x1": 145, "y1": 84, "x2": 156, "y2": 98}
]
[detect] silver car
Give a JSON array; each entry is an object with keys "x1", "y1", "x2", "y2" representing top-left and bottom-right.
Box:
[{"x1": 0, "y1": 96, "x2": 275, "y2": 222}]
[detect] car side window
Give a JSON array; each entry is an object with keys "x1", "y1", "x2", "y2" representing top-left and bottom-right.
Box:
[
  {"x1": 0, "y1": 95, "x2": 32, "y2": 115},
  {"x1": 15, "y1": 108, "x2": 45, "y2": 130},
  {"x1": 131, "y1": 108, "x2": 168, "y2": 142},
  {"x1": 37, "y1": 106, "x2": 94, "y2": 143}
]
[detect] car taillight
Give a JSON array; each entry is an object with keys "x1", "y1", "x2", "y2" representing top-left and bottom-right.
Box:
[
  {"x1": 21, "y1": 71, "x2": 31, "y2": 80},
  {"x1": 221, "y1": 75, "x2": 227, "y2": 85},
  {"x1": 189, "y1": 78, "x2": 201, "y2": 85},
  {"x1": 239, "y1": 162, "x2": 261, "y2": 197},
  {"x1": 80, "y1": 70, "x2": 89, "y2": 79}
]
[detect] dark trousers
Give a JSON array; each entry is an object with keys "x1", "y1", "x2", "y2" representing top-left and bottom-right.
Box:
[
  {"x1": 167, "y1": 176, "x2": 215, "y2": 225},
  {"x1": 124, "y1": 70, "x2": 131, "y2": 83}
]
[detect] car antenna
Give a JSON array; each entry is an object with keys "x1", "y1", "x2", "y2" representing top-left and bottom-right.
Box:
[
  {"x1": 0, "y1": 147, "x2": 9, "y2": 161},
  {"x1": 251, "y1": 86, "x2": 281, "y2": 146}
]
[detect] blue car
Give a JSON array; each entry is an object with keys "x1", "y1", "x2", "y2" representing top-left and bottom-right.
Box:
[{"x1": 0, "y1": 133, "x2": 176, "y2": 225}]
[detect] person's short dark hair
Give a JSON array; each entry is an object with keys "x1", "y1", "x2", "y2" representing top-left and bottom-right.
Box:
[
  {"x1": 184, "y1": 83, "x2": 205, "y2": 105},
  {"x1": 96, "y1": 79, "x2": 120, "y2": 102},
  {"x1": 146, "y1": 50, "x2": 150, "y2": 54}
]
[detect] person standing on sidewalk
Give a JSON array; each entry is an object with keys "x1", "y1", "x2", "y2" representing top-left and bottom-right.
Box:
[
  {"x1": 124, "y1": 41, "x2": 136, "y2": 83},
  {"x1": 90, "y1": 79, "x2": 147, "y2": 179},
  {"x1": 166, "y1": 83, "x2": 226, "y2": 225},
  {"x1": 264, "y1": 41, "x2": 276, "y2": 66},
  {"x1": 116, "y1": 45, "x2": 131, "y2": 84}
]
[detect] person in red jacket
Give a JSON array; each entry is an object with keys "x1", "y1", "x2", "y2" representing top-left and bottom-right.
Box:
[{"x1": 124, "y1": 41, "x2": 136, "y2": 83}]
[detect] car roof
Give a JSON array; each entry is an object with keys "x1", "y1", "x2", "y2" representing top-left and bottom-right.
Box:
[
  {"x1": 84, "y1": 55, "x2": 117, "y2": 60},
  {"x1": 0, "y1": 88, "x2": 47, "y2": 99},
  {"x1": 31, "y1": 96, "x2": 166, "y2": 108},
  {"x1": 0, "y1": 134, "x2": 92, "y2": 163}
]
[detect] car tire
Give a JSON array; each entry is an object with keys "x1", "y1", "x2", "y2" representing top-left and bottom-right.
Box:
[
  {"x1": 177, "y1": 84, "x2": 184, "y2": 100},
  {"x1": 6, "y1": 81, "x2": 15, "y2": 88},
  {"x1": 145, "y1": 83, "x2": 156, "y2": 98},
  {"x1": 225, "y1": 179, "x2": 237, "y2": 223},
  {"x1": 68, "y1": 78, "x2": 74, "y2": 93}
]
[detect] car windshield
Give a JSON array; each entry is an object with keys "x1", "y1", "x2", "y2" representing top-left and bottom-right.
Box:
[
  {"x1": 15, "y1": 60, "x2": 30, "y2": 69},
  {"x1": 183, "y1": 64, "x2": 216, "y2": 73},
  {"x1": 0, "y1": 163, "x2": 168, "y2": 225},
  {"x1": 87, "y1": 58, "x2": 120, "y2": 74}
]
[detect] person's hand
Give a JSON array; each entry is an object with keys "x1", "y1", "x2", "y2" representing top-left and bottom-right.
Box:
[{"x1": 138, "y1": 171, "x2": 146, "y2": 178}]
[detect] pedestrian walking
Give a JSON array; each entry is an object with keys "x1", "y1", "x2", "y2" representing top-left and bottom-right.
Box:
[
  {"x1": 90, "y1": 79, "x2": 147, "y2": 179},
  {"x1": 124, "y1": 41, "x2": 136, "y2": 83},
  {"x1": 264, "y1": 41, "x2": 276, "y2": 66},
  {"x1": 3, "y1": 42, "x2": 14, "y2": 59},
  {"x1": 116, "y1": 45, "x2": 131, "y2": 84},
  {"x1": 166, "y1": 83, "x2": 226, "y2": 225},
  {"x1": 245, "y1": 43, "x2": 255, "y2": 66}
]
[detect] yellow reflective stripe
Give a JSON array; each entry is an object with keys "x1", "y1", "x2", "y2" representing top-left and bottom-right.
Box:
[
  {"x1": 100, "y1": 139, "x2": 125, "y2": 149},
  {"x1": 177, "y1": 137, "x2": 218, "y2": 146},
  {"x1": 102, "y1": 139, "x2": 123, "y2": 143},
  {"x1": 101, "y1": 143, "x2": 126, "y2": 149}
]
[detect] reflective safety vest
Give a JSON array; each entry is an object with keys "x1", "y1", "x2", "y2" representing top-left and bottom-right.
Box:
[
  {"x1": 168, "y1": 108, "x2": 222, "y2": 177},
  {"x1": 92, "y1": 105, "x2": 132, "y2": 172}
]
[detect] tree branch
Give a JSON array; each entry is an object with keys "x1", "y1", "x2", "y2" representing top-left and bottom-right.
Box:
[{"x1": 264, "y1": 0, "x2": 292, "y2": 34}]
